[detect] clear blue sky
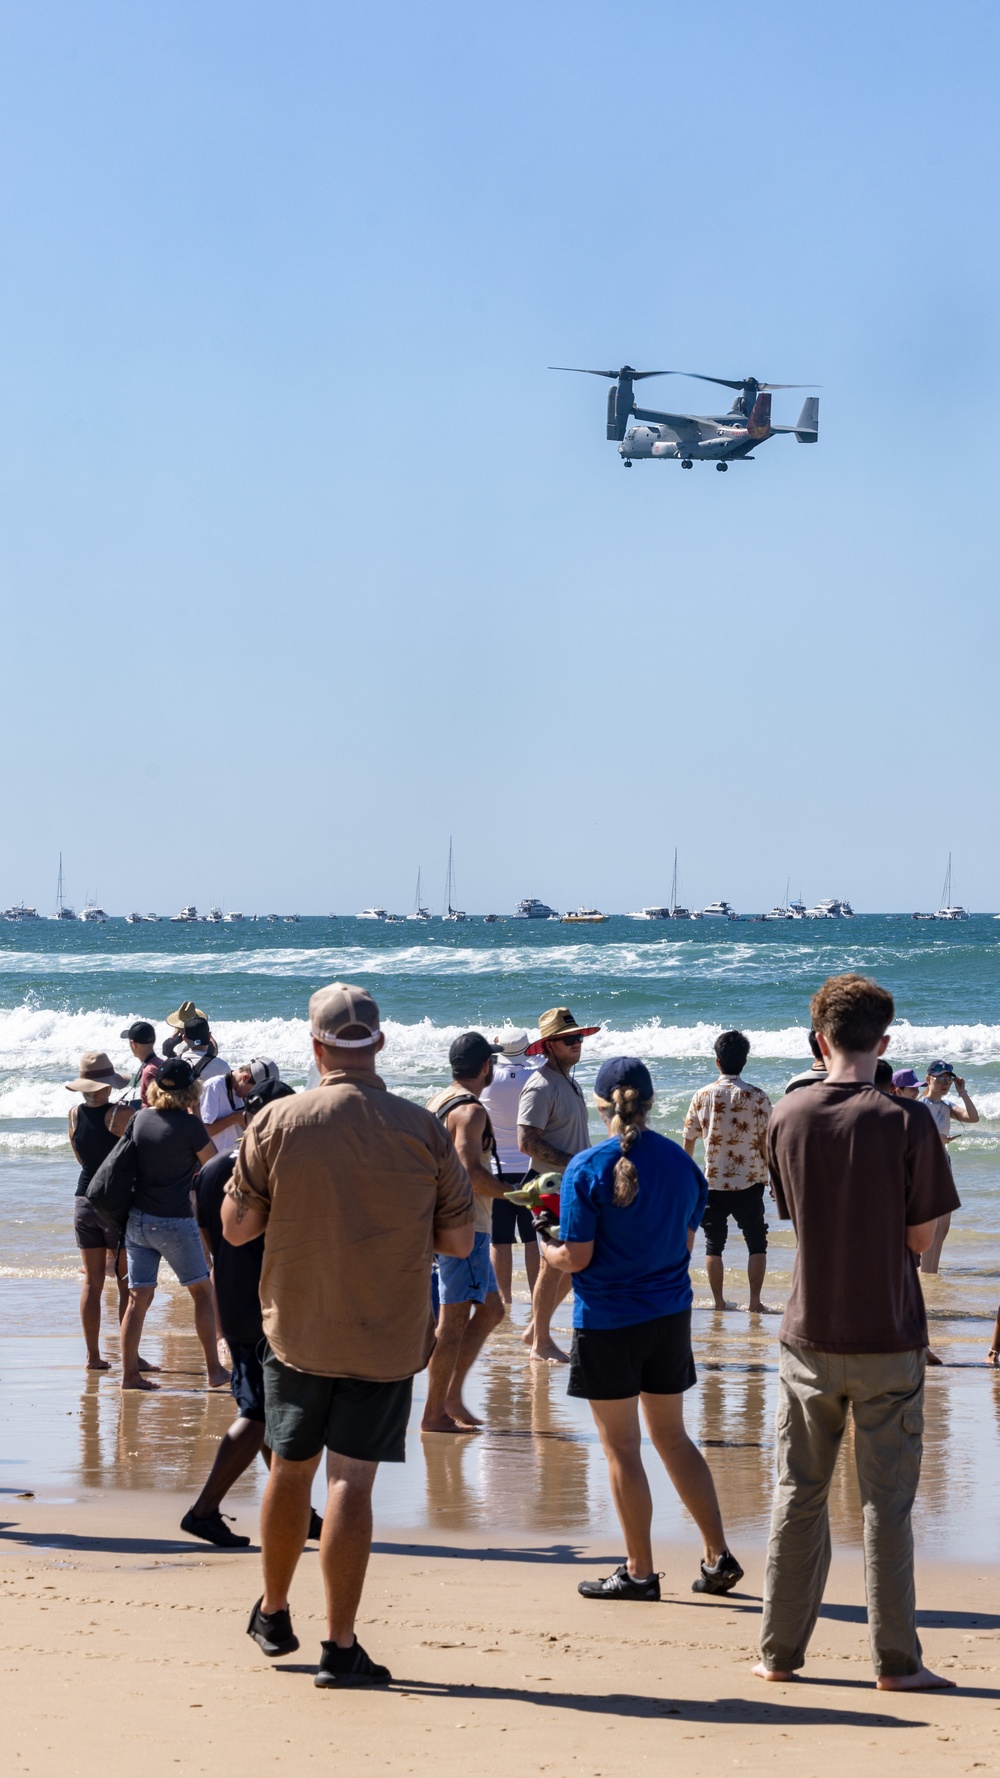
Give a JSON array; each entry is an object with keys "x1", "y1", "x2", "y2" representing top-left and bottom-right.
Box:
[{"x1": 1, "y1": 1, "x2": 997, "y2": 915}]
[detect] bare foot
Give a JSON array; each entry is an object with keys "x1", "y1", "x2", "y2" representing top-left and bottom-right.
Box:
[
  {"x1": 420, "y1": 1413, "x2": 479, "y2": 1435},
  {"x1": 753, "y1": 1663, "x2": 796, "y2": 1682},
  {"x1": 122, "y1": 1372, "x2": 159, "y2": 1391},
  {"x1": 749, "y1": 1302, "x2": 779, "y2": 1316},
  {"x1": 207, "y1": 1369, "x2": 231, "y2": 1389},
  {"x1": 987, "y1": 1348, "x2": 999, "y2": 1368},
  {"x1": 520, "y1": 1323, "x2": 535, "y2": 1347},
  {"x1": 876, "y1": 1666, "x2": 956, "y2": 1691},
  {"x1": 138, "y1": 1358, "x2": 160, "y2": 1372},
  {"x1": 711, "y1": 1300, "x2": 736, "y2": 1313},
  {"x1": 530, "y1": 1340, "x2": 570, "y2": 1364},
  {"x1": 444, "y1": 1400, "x2": 482, "y2": 1426},
  {"x1": 86, "y1": 1355, "x2": 111, "y2": 1371}
]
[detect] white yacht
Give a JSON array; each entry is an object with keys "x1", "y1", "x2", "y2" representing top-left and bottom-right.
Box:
[
  {"x1": 788, "y1": 898, "x2": 807, "y2": 918},
  {"x1": 3, "y1": 903, "x2": 41, "y2": 921},
  {"x1": 561, "y1": 907, "x2": 609, "y2": 924},
  {"x1": 79, "y1": 900, "x2": 108, "y2": 923},
  {"x1": 205, "y1": 907, "x2": 224, "y2": 924},
  {"x1": 171, "y1": 905, "x2": 198, "y2": 923},
  {"x1": 407, "y1": 869, "x2": 433, "y2": 921},
  {"x1": 935, "y1": 854, "x2": 968, "y2": 920},
  {"x1": 699, "y1": 900, "x2": 736, "y2": 921},
  {"x1": 143, "y1": 912, "x2": 160, "y2": 923},
  {"x1": 805, "y1": 897, "x2": 854, "y2": 918},
  {"x1": 763, "y1": 905, "x2": 793, "y2": 921},
  {"x1": 125, "y1": 911, "x2": 142, "y2": 924},
  {"x1": 357, "y1": 907, "x2": 388, "y2": 921},
  {"x1": 224, "y1": 911, "x2": 244, "y2": 923},
  {"x1": 514, "y1": 897, "x2": 558, "y2": 919},
  {"x1": 635, "y1": 906, "x2": 670, "y2": 919}
]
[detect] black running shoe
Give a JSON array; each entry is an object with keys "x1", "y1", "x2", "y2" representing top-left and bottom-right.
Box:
[
  {"x1": 180, "y1": 1508, "x2": 250, "y2": 1549},
  {"x1": 578, "y1": 1564, "x2": 661, "y2": 1601},
  {"x1": 692, "y1": 1551, "x2": 744, "y2": 1595},
  {"x1": 246, "y1": 1596, "x2": 300, "y2": 1657},
  {"x1": 314, "y1": 1637, "x2": 392, "y2": 1688},
  {"x1": 307, "y1": 1509, "x2": 324, "y2": 1543}
]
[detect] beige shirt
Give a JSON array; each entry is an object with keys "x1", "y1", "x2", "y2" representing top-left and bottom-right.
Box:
[
  {"x1": 227, "y1": 1068, "x2": 473, "y2": 1379},
  {"x1": 425, "y1": 1086, "x2": 494, "y2": 1235},
  {"x1": 683, "y1": 1075, "x2": 772, "y2": 1192},
  {"x1": 517, "y1": 1060, "x2": 590, "y2": 1160}
]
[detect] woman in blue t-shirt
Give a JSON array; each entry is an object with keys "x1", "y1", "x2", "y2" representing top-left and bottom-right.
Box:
[{"x1": 541, "y1": 1056, "x2": 743, "y2": 1602}]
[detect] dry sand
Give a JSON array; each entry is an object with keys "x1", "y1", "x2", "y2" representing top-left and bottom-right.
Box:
[{"x1": 1, "y1": 1489, "x2": 999, "y2": 1777}]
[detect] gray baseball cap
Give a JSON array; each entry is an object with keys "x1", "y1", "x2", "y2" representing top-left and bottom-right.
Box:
[{"x1": 309, "y1": 982, "x2": 381, "y2": 1048}]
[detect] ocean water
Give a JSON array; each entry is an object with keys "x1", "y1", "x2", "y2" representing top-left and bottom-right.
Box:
[{"x1": 3, "y1": 913, "x2": 1000, "y2": 1555}]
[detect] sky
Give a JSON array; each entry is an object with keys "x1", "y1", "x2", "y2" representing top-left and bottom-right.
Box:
[{"x1": 0, "y1": 0, "x2": 997, "y2": 916}]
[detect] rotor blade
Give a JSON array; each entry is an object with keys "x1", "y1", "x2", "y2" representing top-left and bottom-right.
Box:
[
  {"x1": 760, "y1": 383, "x2": 820, "y2": 391},
  {"x1": 679, "y1": 373, "x2": 819, "y2": 391},
  {"x1": 548, "y1": 366, "x2": 619, "y2": 378}
]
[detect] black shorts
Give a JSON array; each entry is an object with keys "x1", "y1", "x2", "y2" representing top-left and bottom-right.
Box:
[
  {"x1": 568, "y1": 1308, "x2": 696, "y2": 1401},
  {"x1": 229, "y1": 1340, "x2": 266, "y2": 1423},
  {"x1": 74, "y1": 1196, "x2": 115, "y2": 1252},
  {"x1": 491, "y1": 1189, "x2": 538, "y2": 1245},
  {"x1": 701, "y1": 1184, "x2": 768, "y2": 1258},
  {"x1": 262, "y1": 1345, "x2": 413, "y2": 1464}
]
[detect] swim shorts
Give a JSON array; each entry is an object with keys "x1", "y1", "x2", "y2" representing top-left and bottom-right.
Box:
[
  {"x1": 700, "y1": 1184, "x2": 768, "y2": 1258},
  {"x1": 436, "y1": 1230, "x2": 498, "y2": 1304},
  {"x1": 228, "y1": 1340, "x2": 266, "y2": 1423},
  {"x1": 263, "y1": 1346, "x2": 412, "y2": 1463},
  {"x1": 568, "y1": 1308, "x2": 696, "y2": 1401}
]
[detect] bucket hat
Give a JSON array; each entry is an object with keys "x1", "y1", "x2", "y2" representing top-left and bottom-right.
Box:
[{"x1": 65, "y1": 1051, "x2": 129, "y2": 1093}]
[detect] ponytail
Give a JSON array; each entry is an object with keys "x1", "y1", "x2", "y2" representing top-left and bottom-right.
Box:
[{"x1": 596, "y1": 1088, "x2": 653, "y2": 1207}]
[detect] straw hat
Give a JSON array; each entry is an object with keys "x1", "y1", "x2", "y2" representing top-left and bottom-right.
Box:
[
  {"x1": 165, "y1": 1000, "x2": 208, "y2": 1030},
  {"x1": 525, "y1": 1007, "x2": 600, "y2": 1057},
  {"x1": 65, "y1": 1051, "x2": 128, "y2": 1093}
]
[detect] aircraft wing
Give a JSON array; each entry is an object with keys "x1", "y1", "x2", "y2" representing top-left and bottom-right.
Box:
[{"x1": 632, "y1": 406, "x2": 717, "y2": 440}]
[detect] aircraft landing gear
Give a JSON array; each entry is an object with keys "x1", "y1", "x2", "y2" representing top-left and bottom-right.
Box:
[
  {"x1": 681, "y1": 458, "x2": 693, "y2": 469},
  {"x1": 623, "y1": 458, "x2": 632, "y2": 468},
  {"x1": 716, "y1": 461, "x2": 728, "y2": 472}
]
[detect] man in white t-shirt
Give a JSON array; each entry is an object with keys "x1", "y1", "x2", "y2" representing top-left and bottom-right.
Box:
[
  {"x1": 178, "y1": 1015, "x2": 230, "y2": 1086},
  {"x1": 480, "y1": 1029, "x2": 542, "y2": 1304},
  {"x1": 200, "y1": 1058, "x2": 282, "y2": 1157}
]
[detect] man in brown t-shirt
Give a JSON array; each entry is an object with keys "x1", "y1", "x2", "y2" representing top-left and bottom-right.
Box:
[
  {"x1": 222, "y1": 982, "x2": 474, "y2": 1689},
  {"x1": 756, "y1": 974, "x2": 959, "y2": 1693}
]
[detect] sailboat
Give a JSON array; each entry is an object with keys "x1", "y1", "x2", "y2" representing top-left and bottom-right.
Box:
[
  {"x1": 407, "y1": 868, "x2": 433, "y2": 921},
  {"x1": 764, "y1": 877, "x2": 794, "y2": 920},
  {"x1": 441, "y1": 839, "x2": 467, "y2": 922},
  {"x1": 52, "y1": 853, "x2": 76, "y2": 921},
  {"x1": 935, "y1": 853, "x2": 968, "y2": 920},
  {"x1": 668, "y1": 849, "x2": 693, "y2": 919}
]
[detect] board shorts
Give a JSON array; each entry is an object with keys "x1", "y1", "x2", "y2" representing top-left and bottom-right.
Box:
[
  {"x1": 125, "y1": 1211, "x2": 211, "y2": 1288},
  {"x1": 491, "y1": 1197, "x2": 538, "y2": 1245},
  {"x1": 568, "y1": 1308, "x2": 696, "y2": 1401},
  {"x1": 700, "y1": 1184, "x2": 768, "y2": 1258},
  {"x1": 263, "y1": 1345, "x2": 412, "y2": 1463},
  {"x1": 436, "y1": 1230, "x2": 498, "y2": 1304},
  {"x1": 228, "y1": 1340, "x2": 266, "y2": 1423},
  {"x1": 74, "y1": 1196, "x2": 115, "y2": 1252}
]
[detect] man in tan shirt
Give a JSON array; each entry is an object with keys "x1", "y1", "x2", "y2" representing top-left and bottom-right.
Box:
[{"x1": 222, "y1": 982, "x2": 473, "y2": 1689}]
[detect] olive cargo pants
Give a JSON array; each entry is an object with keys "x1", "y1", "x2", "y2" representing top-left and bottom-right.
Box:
[{"x1": 760, "y1": 1343, "x2": 926, "y2": 1678}]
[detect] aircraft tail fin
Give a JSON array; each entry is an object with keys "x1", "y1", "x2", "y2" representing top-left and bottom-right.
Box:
[
  {"x1": 746, "y1": 391, "x2": 772, "y2": 440},
  {"x1": 794, "y1": 396, "x2": 819, "y2": 442}
]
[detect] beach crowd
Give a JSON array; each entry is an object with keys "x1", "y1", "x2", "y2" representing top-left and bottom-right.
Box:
[{"x1": 63, "y1": 974, "x2": 979, "y2": 1692}]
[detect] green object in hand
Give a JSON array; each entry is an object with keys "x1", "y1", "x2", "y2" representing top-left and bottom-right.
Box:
[{"x1": 503, "y1": 1170, "x2": 563, "y2": 1208}]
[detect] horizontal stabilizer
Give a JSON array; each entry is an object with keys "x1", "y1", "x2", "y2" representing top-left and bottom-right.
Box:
[{"x1": 795, "y1": 395, "x2": 819, "y2": 442}]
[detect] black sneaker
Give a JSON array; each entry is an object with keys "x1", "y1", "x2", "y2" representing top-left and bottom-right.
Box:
[
  {"x1": 314, "y1": 1637, "x2": 392, "y2": 1688},
  {"x1": 692, "y1": 1551, "x2": 744, "y2": 1595},
  {"x1": 246, "y1": 1596, "x2": 300, "y2": 1657},
  {"x1": 578, "y1": 1564, "x2": 661, "y2": 1601},
  {"x1": 307, "y1": 1509, "x2": 324, "y2": 1543},
  {"x1": 180, "y1": 1508, "x2": 250, "y2": 1549}
]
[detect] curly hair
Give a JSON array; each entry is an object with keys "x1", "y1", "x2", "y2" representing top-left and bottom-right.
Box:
[
  {"x1": 595, "y1": 1087, "x2": 654, "y2": 1207},
  {"x1": 146, "y1": 1080, "x2": 203, "y2": 1114},
  {"x1": 810, "y1": 974, "x2": 894, "y2": 1054}
]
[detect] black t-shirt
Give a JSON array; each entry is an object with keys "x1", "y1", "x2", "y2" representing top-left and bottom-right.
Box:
[
  {"x1": 73, "y1": 1102, "x2": 118, "y2": 1196},
  {"x1": 194, "y1": 1150, "x2": 264, "y2": 1347},
  {"x1": 132, "y1": 1106, "x2": 211, "y2": 1218}
]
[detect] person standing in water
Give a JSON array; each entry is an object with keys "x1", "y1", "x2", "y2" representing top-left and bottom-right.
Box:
[
  {"x1": 541, "y1": 1056, "x2": 743, "y2": 1600},
  {"x1": 480, "y1": 1029, "x2": 541, "y2": 1306},
  {"x1": 66, "y1": 1051, "x2": 137, "y2": 1371},
  {"x1": 917, "y1": 1060, "x2": 979, "y2": 1274}
]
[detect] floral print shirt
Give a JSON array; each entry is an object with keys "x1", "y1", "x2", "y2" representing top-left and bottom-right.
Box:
[{"x1": 682, "y1": 1075, "x2": 772, "y2": 1191}]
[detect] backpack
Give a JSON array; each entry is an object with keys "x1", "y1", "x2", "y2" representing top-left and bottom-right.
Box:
[
  {"x1": 433, "y1": 1094, "x2": 503, "y2": 1183},
  {"x1": 84, "y1": 1115, "x2": 139, "y2": 1237}
]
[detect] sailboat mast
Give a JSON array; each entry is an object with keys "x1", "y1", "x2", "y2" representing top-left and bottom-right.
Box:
[
  {"x1": 941, "y1": 853, "x2": 952, "y2": 909},
  {"x1": 56, "y1": 853, "x2": 64, "y2": 916},
  {"x1": 670, "y1": 848, "x2": 678, "y2": 914},
  {"x1": 414, "y1": 867, "x2": 422, "y2": 914},
  {"x1": 444, "y1": 839, "x2": 454, "y2": 917}
]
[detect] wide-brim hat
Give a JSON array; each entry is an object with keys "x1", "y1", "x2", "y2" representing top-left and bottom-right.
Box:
[
  {"x1": 166, "y1": 1001, "x2": 207, "y2": 1029},
  {"x1": 525, "y1": 1006, "x2": 600, "y2": 1057},
  {"x1": 65, "y1": 1051, "x2": 129, "y2": 1093}
]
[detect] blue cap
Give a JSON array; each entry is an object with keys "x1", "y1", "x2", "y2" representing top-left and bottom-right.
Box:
[
  {"x1": 927, "y1": 1059, "x2": 954, "y2": 1078},
  {"x1": 594, "y1": 1056, "x2": 654, "y2": 1102}
]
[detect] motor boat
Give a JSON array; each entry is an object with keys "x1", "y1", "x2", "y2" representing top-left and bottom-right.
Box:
[
  {"x1": 79, "y1": 901, "x2": 108, "y2": 923},
  {"x1": 143, "y1": 913, "x2": 160, "y2": 923},
  {"x1": 171, "y1": 905, "x2": 198, "y2": 923},
  {"x1": 284, "y1": 914, "x2": 300, "y2": 923},
  {"x1": 514, "y1": 898, "x2": 558, "y2": 919},
  {"x1": 125, "y1": 912, "x2": 142, "y2": 924},
  {"x1": 3, "y1": 903, "x2": 41, "y2": 921},
  {"x1": 224, "y1": 912, "x2": 244, "y2": 923},
  {"x1": 763, "y1": 905, "x2": 793, "y2": 921},
  {"x1": 205, "y1": 907, "x2": 224, "y2": 923},
  {"x1": 699, "y1": 900, "x2": 736, "y2": 920},
  {"x1": 561, "y1": 908, "x2": 609, "y2": 923},
  {"x1": 357, "y1": 907, "x2": 388, "y2": 921},
  {"x1": 805, "y1": 898, "x2": 854, "y2": 919}
]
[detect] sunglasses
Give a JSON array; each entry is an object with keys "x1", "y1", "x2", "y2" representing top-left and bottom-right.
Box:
[{"x1": 556, "y1": 1033, "x2": 584, "y2": 1046}]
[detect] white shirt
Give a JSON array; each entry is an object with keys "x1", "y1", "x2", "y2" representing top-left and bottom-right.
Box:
[
  {"x1": 481, "y1": 1056, "x2": 541, "y2": 1177},
  {"x1": 921, "y1": 1096, "x2": 952, "y2": 1142},
  {"x1": 184, "y1": 1046, "x2": 228, "y2": 1086},
  {"x1": 199, "y1": 1071, "x2": 244, "y2": 1155}
]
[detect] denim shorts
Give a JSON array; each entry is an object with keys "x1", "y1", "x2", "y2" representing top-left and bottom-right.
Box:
[
  {"x1": 125, "y1": 1210, "x2": 210, "y2": 1288},
  {"x1": 436, "y1": 1230, "x2": 498, "y2": 1305}
]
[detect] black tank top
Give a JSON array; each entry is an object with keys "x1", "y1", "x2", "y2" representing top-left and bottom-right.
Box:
[{"x1": 74, "y1": 1102, "x2": 119, "y2": 1196}]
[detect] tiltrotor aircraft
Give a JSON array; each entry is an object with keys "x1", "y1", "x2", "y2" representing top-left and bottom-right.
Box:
[{"x1": 550, "y1": 364, "x2": 819, "y2": 470}]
